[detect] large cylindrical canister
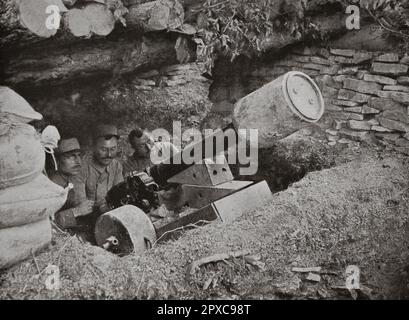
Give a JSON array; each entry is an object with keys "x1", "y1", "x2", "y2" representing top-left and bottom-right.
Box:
[
  {"x1": 0, "y1": 117, "x2": 45, "y2": 189},
  {"x1": 95, "y1": 205, "x2": 157, "y2": 256},
  {"x1": 0, "y1": 174, "x2": 68, "y2": 229},
  {"x1": 233, "y1": 71, "x2": 325, "y2": 148},
  {"x1": 0, "y1": 218, "x2": 52, "y2": 269}
]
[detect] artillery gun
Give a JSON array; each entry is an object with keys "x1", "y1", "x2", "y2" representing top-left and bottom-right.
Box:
[{"x1": 95, "y1": 71, "x2": 325, "y2": 256}]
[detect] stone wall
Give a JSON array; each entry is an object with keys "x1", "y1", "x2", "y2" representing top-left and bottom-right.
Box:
[{"x1": 209, "y1": 47, "x2": 409, "y2": 155}]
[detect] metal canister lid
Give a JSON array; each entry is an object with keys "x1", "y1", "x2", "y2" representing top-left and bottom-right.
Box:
[{"x1": 283, "y1": 71, "x2": 325, "y2": 122}]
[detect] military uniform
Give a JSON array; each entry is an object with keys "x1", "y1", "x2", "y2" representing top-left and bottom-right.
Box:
[{"x1": 81, "y1": 155, "x2": 124, "y2": 213}]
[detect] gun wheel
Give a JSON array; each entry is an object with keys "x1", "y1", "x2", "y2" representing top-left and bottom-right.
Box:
[{"x1": 94, "y1": 205, "x2": 156, "y2": 256}]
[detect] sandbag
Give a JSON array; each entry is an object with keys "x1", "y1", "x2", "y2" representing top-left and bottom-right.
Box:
[
  {"x1": 0, "y1": 117, "x2": 45, "y2": 189},
  {"x1": 0, "y1": 218, "x2": 52, "y2": 270},
  {"x1": 0, "y1": 174, "x2": 68, "y2": 229},
  {"x1": 0, "y1": 86, "x2": 42, "y2": 123}
]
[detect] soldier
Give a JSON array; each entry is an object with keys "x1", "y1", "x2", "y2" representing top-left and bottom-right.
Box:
[
  {"x1": 50, "y1": 138, "x2": 95, "y2": 240},
  {"x1": 82, "y1": 124, "x2": 124, "y2": 215},
  {"x1": 123, "y1": 126, "x2": 179, "y2": 177}
]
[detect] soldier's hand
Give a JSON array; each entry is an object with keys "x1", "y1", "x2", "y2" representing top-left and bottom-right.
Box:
[{"x1": 74, "y1": 200, "x2": 95, "y2": 217}]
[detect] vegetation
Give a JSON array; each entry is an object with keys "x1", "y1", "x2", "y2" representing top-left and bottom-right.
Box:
[{"x1": 191, "y1": 0, "x2": 409, "y2": 72}]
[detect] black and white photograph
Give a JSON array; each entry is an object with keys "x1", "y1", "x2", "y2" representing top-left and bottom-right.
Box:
[{"x1": 0, "y1": 0, "x2": 409, "y2": 306}]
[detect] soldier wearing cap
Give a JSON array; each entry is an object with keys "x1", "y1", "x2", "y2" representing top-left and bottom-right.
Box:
[
  {"x1": 50, "y1": 138, "x2": 95, "y2": 239},
  {"x1": 81, "y1": 124, "x2": 124, "y2": 215},
  {"x1": 123, "y1": 127, "x2": 155, "y2": 177}
]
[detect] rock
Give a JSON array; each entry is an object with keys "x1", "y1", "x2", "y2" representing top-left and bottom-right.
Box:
[
  {"x1": 362, "y1": 105, "x2": 380, "y2": 114},
  {"x1": 375, "y1": 132, "x2": 401, "y2": 142},
  {"x1": 383, "y1": 85, "x2": 409, "y2": 93},
  {"x1": 325, "y1": 129, "x2": 338, "y2": 136},
  {"x1": 363, "y1": 74, "x2": 397, "y2": 85},
  {"x1": 316, "y1": 75, "x2": 342, "y2": 90},
  {"x1": 330, "y1": 48, "x2": 355, "y2": 57},
  {"x1": 346, "y1": 113, "x2": 364, "y2": 121},
  {"x1": 393, "y1": 146, "x2": 409, "y2": 155},
  {"x1": 332, "y1": 99, "x2": 359, "y2": 107},
  {"x1": 338, "y1": 138, "x2": 353, "y2": 144},
  {"x1": 403, "y1": 132, "x2": 409, "y2": 140},
  {"x1": 375, "y1": 53, "x2": 399, "y2": 63},
  {"x1": 320, "y1": 65, "x2": 340, "y2": 75},
  {"x1": 368, "y1": 97, "x2": 404, "y2": 112},
  {"x1": 367, "y1": 118, "x2": 380, "y2": 126},
  {"x1": 292, "y1": 266, "x2": 322, "y2": 273},
  {"x1": 375, "y1": 91, "x2": 391, "y2": 99},
  {"x1": 389, "y1": 91, "x2": 409, "y2": 104},
  {"x1": 303, "y1": 63, "x2": 326, "y2": 71},
  {"x1": 164, "y1": 79, "x2": 187, "y2": 87},
  {"x1": 397, "y1": 76, "x2": 409, "y2": 85},
  {"x1": 169, "y1": 75, "x2": 187, "y2": 81},
  {"x1": 371, "y1": 62, "x2": 408, "y2": 76},
  {"x1": 318, "y1": 48, "x2": 331, "y2": 59},
  {"x1": 400, "y1": 54, "x2": 409, "y2": 65},
  {"x1": 371, "y1": 125, "x2": 393, "y2": 133},
  {"x1": 356, "y1": 70, "x2": 369, "y2": 80},
  {"x1": 334, "y1": 75, "x2": 348, "y2": 83},
  {"x1": 310, "y1": 56, "x2": 331, "y2": 65},
  {"x1": 289, "y1": 54, "x2": 311, "y2": 63},
  {"x1": 339, "y1": 128, "x2": 369, "y2": 141},
  {"x1": 332, "y1": 56, "x2": 354, "y2": 64},
  {"x1": 352, "y1": 52, "x2": 373, "y2": 64},
  {"x1": 328, "y1": 141, "x2": 337, "y2": 146},
  {"x1": 348, "y1": 120, "x2": 371, "y2": 130},
  {"x1": 337, "y1": 67, "x2": 358, "y2": 75},
  {"x1": 134, "y1": 85, "x2": 153, "y2": 91},
  {"x1": 338, "y1": 89, "x2": 371, "y2": 103},
  {"x1": 322, "y1": 86, "x2": 339, "y2": 98},
  {"x1": 327, "y1": 135, "x2": 339, "y2": 142},
  {"x1": 333, "y1": 120, "x2": 345, "y2": 130},
  {"x1": 331, "y1": 112, "x2": 350, "y2": 120},
  {"x1": 306, "y1": 273, "x2": 321, "y2": 282},
  {"x1": 326, "y1": 104, "x2": 343, "y2": 112},
  {"x1": 382, "y1": 109, "x2": 409, "y2": 123},
  {"x1": 343, "y1": 79, "x2": 382, "y2": 95},
  {"x1": 344, "y1": 106, "x2": 362, "y2": 113},
  {"x1": 395, "y1": 138, "x2": 409, "y2": 148},
  {"x1": 379, "y1": 117, "x2": 409, "y2": 132}
]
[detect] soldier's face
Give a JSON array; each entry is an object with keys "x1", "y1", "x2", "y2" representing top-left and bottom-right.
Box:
[
  {"x1": 59, "y1": 151, "x2": 82, "y2": 176},
  {"x1": 132, "y1": 132, "x2": 154, "y2": 158},
  {"x1": 94, "y1": 137, "x2": 118, "y2": 167}
]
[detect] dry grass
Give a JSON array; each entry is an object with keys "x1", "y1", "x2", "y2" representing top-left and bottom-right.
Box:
[{"x1": 1, "y1": 150, "x2": 409, "y2": 300}]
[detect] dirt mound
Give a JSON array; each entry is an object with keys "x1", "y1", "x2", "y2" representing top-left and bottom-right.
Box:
[{"x1": 1, "y1": 151, "x2": 409, "y2": 299}]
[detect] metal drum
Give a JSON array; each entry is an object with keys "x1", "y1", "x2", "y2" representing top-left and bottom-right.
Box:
[
  {"x1": 232, "y1": 71, "x2": 325, "y2": 149},
  {"x1": 94, "y1": 205, "x2": 156, "y2": 256}
]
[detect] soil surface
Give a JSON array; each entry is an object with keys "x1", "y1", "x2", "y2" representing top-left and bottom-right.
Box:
[{"x1": 1, "y1": 146, "x2": 409, "y2": 300}]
